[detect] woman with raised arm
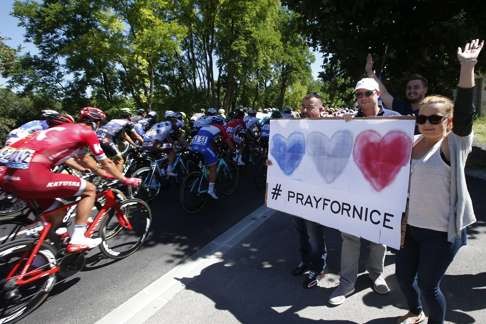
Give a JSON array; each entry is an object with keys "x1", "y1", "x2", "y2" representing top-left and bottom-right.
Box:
[{"x1": 396, "y1": 39, "x2": 483, "y2": 324}]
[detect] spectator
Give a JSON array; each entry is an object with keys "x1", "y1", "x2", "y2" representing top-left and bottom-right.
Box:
[
  {"x1": 291, "y1": 92, "x2": 329, "y2": 289},
  {"x1": 396, "y1": 39, "x2": 482, "y2": 324},
  {"x1": 366, "y1": 54, "x2": 428, "y2": 117},
  {"x1": 328, "y1": 78, "x2": 399, "y2": 306}
]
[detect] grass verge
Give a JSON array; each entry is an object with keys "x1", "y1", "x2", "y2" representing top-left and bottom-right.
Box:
[{"x1": 473, "y1": 115, "x2": 486, "y2": 145}]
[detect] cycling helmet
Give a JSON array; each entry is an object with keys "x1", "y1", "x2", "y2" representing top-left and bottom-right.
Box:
[
  {"x1": 218, "y1": 108, "x2": 225, "y2": 115},
  {"x1": 248, "y1": 109, "x2": 257, "y2": 117},
  {"x1": 164, "y1": 110, "x2": 177, "y2": 119},
  {"x1": 210, "y1": 115, "x2": 225, "y2": 125},
  {"x1": 207, "y1": 107, "x2": 218, "y2": 115},
  {"x1": 147, "y1": 111, "x2": 157, "y2": 118},
  {"x1": 179, "y1": 111, "x2": 187, "y2": 119},
  {"x1": 136, "y1": 108, "x2": 145, "y2": 115},
  {"x1": 48, "y1": 113, "x2": 75, "y2": 126},
  {"x1": 41, "y1": 109, "x2": 60, "y2": 119},
  {"x1": 79, "y1": 106, "x2": 107, "y2": 122},
  {"x1": 120, "y1": 107, "x2": 132, "y2": 118},
  {"x1": 234, "y1": 109, "x2": 244, "y2": 119}
]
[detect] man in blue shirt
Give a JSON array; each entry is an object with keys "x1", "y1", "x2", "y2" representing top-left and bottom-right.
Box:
[{"x1": 365, "y1": 54, "x2": 428, "y2": 119}]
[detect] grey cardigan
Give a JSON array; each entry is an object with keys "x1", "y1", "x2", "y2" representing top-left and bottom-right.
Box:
[{"x1": 447, "y1": 132, "x2": 476, "y2": 242}]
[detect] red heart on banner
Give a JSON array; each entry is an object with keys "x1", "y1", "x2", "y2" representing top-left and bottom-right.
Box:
[{"x1": 353, "y1": 130, "x2": 412, "y2": 192}]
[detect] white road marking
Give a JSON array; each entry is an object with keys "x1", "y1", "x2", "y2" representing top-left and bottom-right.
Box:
[{"x1": 95, "y1": 205, "x2": 276, "y2": 324}]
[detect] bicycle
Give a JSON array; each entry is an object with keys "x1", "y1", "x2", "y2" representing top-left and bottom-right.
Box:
[
  {"x1": 0, "y1": 178, "x2": 152, "y2": 324},
  {"x1": 179, "y1": 153, "x2": 239, "y2": 213},
  {"x1": 128, "y1": 146, "x2": 196, "y2": 201},
  {"x1": 0, "y1": 189, "x2": 29, "y2": 221}
]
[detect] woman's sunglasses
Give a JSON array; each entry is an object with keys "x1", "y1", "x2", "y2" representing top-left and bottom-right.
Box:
[
  {"x1": 416, "y1": 114, "x2": 447, "y2": 125},
  {"x1": 355, "y1": 90, "x2": 374, "y2": 99}
]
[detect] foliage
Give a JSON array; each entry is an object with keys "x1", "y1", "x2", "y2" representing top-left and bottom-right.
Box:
[
  {"x1": 3, "y1": 0, "x2": 316, "y2": 117},
  {"x1": 473, "y1": 115, "x2": 486, "y2": 145},
  {"x1": 285, "y1": 0, "x2": 486, "y2": 99}
]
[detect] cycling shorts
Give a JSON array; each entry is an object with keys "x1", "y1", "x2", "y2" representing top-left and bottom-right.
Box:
[
  {"x1": 0, "y1": 164, "x2": 86, "y2": 212},
  {"x1": 189, "y1": 144, "x2": 217, "y2": 165},
  {"x1": 100, "y1": 138, "x2": 122, "y2": 159}
]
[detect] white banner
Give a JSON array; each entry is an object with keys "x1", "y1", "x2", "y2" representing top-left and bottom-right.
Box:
[{"x1": 266, "y1": 117, "x2": 415, "y2": 249}]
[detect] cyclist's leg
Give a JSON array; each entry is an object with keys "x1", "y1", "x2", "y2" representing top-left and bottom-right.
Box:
[
  {"x1": 166, "y1": 148, "x2": 177, "y2": 176},
  {"x1": 101, "y1": 139, "x2": 124, "y2": 171},
  {"x1": 204, "y1": 148, "x2": 218, "y2": 198},
  {"x1": 75, "y1": 181, "x2": 96, "y2": 225},
  {"x1": 189, "y1": 144, "x2": 218, "y2": 198}
]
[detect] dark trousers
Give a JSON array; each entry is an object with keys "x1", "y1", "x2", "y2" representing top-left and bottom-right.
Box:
[
  {"x1": 396, "y1": 225, "x2": 465, "y2": 324},
  {"x1": 294, "y1": 217, "x2": 327, "y2": 273}
]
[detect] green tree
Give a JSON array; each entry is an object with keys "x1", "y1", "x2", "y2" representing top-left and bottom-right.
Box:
[{"x1": 285, "y1": 0, "x2": 486, "y2": 100}]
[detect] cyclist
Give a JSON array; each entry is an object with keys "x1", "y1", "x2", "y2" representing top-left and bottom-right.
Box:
[
  {"x1": 0, "y1": 107, "x2": 141, "y2": 252},
  {"x1": 226, "y1": 109, "x2": 246, "y2": 166},
  {"x1": 282, "y1": 107, "x2": 294, "y2": 119},
  {"x1": 5, "y1": 109, "x2": 60, "y2": 146},
  {"x1": 96, "y1": 108, "x2": 143, "y2": 171},
  {"x1": 131, "y1": 108, "x2": 146, "y2": 123},
  {"x1": 244, "y1": 109, "x2": 259, "y2": 132},
  {"x1": 260, "y1": 110, "x2": 281, "y2": 145},
  {"x1": 134, "y1": 111, "x2": 158, "y2": 137},
  {"x1": 189, "y1": 115, "x2": 234, "y2": 199},
  {"x1": 142, "y1": 111, "x2": 183, "y2": 176}
]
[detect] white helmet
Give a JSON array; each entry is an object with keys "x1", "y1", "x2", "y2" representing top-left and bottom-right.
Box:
[
  {"x1": 147, "y1": 111, "x2": 157, "y2": 118},
  {"x1": 164, "y1": 110, "x2": 177, "y2": 119},
  {"x1": 207, "y1": 107, "x2": 218, "y2": 115}
]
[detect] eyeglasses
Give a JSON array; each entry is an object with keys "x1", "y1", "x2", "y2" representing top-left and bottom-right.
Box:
[
  {"x1": 416, "y1": 114, "x2": 447, "y2": 125},
  {"x1": 355, "y1": 90, "x2": 374, "y2": 99}
]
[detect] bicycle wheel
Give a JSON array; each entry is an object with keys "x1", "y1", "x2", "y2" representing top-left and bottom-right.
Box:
[
  {"x1": 179, "y1": 171, "x2": 208, "y2": 213},
  {"x1": 0, "y1": 190, "x2": 29, "y2": 221},
  {"x1": 217, "y1": 159, "x2": 239, "y2": 196},
  {"x1": 0, "y1": 239, "x2": 57, "y2": 324},
  {"x1": 127, "y1": 167, "x2": 160, "y2": 201},
  {"x1": 98, "y1": 198, "x2": 152, "y2": 260}
]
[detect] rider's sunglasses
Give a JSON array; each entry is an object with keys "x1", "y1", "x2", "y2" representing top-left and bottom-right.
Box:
[
  {"x1": 416, "y1": 114, "x2": 447, "y2": 125},
  {"x1": 355, "y1": 90, "x2": 374, "y2": 99}
]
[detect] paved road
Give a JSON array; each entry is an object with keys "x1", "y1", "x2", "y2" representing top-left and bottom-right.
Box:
[
  {"x1": 143, "y1": 175, "x2": 486, "y2": 324},
  {"x1": 4, "y1": 173, "x2": 485, "y2": 323},
  {"x1": 7, "y1": 168, "x2": 264, "y2": 324}
]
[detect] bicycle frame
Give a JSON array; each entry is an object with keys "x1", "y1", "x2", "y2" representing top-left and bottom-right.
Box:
[
  {"x1": 5, "y1": 189, "x2": 131, "y2": 287},
  {"x1": 190, "y1": 157, "x2": 230, "y2": 195}
]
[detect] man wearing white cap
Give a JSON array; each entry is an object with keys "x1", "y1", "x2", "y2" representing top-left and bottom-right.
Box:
[
  {"x1": 354, "y1": 78, "x2": 401, "y2": 118},
  {"x1": 328, "y1": 78, "x2": 400, "y2": 306}
]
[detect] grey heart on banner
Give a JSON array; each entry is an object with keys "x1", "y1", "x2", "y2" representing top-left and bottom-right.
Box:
[{"x1": 307, "y1": 130, "x2": 354, "y2": 183}]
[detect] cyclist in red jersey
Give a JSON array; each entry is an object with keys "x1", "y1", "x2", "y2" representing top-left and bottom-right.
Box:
[
  {"x1": 0, "y1": 107, "x2": 141, "y2": 252},
  {"x1": 226, "y1": 109, "x2": 246, "y2": 166}
]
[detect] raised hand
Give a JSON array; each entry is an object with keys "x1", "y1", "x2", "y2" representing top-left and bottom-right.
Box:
[
  {"x1": 365, "y1": 53, "x2": 374, "y2": 76},
  {"x1": 457, "y1": 39, "x2": 484, "y2": 64}
]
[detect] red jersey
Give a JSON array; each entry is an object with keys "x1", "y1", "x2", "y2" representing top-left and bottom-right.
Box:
[
  {"x1": 0, "y1": 123, "x2": 106, "y2": 169},
  {"x1": 226, "y1": 118, "x2": 245, "y2": 138}
]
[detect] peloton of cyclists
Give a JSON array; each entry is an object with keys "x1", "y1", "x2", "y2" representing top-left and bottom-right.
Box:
[
  {"x1": 0, "y1": 106, "x2": 141, "y2": 252},
  {"x1": 96, "y1": 108, "x2": 143, "y2": 171}
]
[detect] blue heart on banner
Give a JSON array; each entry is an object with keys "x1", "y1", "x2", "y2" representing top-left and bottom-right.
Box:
[{"x1": 270, "y1": 132, "x2": 305, "y2": 175}]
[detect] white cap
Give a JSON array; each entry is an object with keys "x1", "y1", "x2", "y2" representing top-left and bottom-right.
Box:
[{"x1": 355, "y1": 78, "x2": 379, "y2": 91}]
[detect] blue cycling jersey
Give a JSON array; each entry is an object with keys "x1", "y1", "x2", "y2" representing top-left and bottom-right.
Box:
[{"x1": 5, "y1": 120, "x2": 49, "y2": 145}]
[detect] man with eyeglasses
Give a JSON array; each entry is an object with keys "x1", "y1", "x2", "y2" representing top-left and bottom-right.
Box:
[
  {"x1": 328, "y1": 78, "x2": 399, "y2": 306},
  {"x1": 365, "y1": 54, "x2": 428, "y2": 118},
  {"x1": 290, "y1": 93, "x2": 329, "y2": 289}
]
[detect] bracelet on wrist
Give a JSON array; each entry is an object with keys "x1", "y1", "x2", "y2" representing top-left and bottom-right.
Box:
[{"x1": 460, "y1": 58, "x2": 478, "y2": 64}]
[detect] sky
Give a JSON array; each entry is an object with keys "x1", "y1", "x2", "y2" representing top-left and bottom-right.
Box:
[{"x1": 0, "y1": 0, "x2": 324, "y2": 84}]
